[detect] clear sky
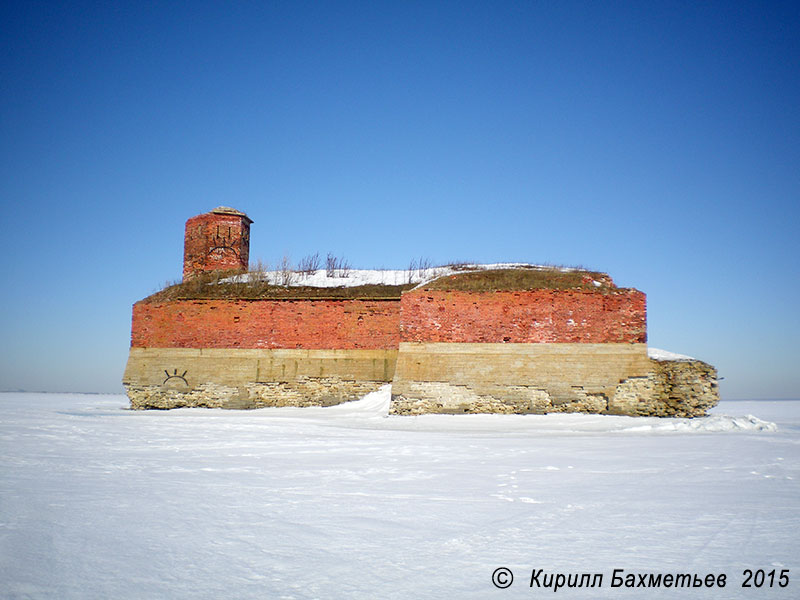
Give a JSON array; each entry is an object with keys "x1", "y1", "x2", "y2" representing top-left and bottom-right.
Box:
[{"x1": 1, "y1": 1, "x2": 798, "y2": 398}]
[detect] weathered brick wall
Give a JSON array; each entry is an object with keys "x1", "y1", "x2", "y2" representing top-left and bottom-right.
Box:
[
  {"x1": 400, "y1": 289, "x2": 646, "y2": 344},
  {"x1": 131, "y1": 299, "x2": 401, "y2": 349},
  {"x1": 183, "y1": 210, "x2": 251, "y2": 280}
]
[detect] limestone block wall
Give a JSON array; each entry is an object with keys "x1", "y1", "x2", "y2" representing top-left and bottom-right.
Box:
[
  {"x1": 124, "y1": 347, "x2": 396, "y2": 409},
  {"x1": 609, "y1": 358, "x2": 720, "y2": 417},
  {"x1": 389, "y1": 342, "x2": 718, "y2": 417},
  {"x1": 390, "y1": 342, "x2": 653, "y2": 414}
]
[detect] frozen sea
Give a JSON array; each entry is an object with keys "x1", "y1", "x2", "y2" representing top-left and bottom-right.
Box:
[{"x1": 1, "y1": 390, "x2": 798, "y2": 599}]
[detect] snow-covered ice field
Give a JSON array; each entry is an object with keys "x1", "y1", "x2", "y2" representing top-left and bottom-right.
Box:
[{"x1": 1, "y1": 391, "x2": 798, "y2": 599}]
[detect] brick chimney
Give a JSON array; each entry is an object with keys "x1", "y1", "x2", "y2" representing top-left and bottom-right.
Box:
[{"x1": 182, "y1": 207, "x2": 253, "y2": 281}]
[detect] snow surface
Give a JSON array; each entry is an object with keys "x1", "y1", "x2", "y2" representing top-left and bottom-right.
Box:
[
  {"x1": 648, "y1": 347, "x2": 698, "y2": 362},
  {"x1": 1, "y1": 391, "x2": 798, "y2": 599},
  {"x1": 226, "y1": 263, "x2": 594, "y2": 289}
]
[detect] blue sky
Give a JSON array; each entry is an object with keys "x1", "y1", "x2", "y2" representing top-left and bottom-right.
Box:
[{"x1": 1, "y1": 1, "x2": 798, "y2": 398}]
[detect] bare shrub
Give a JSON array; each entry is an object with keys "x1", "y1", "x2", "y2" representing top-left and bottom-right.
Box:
[
  {"x1": 249, "y1": 259, "x2": 269, "y2": 282},
  {"x1": 407, "y1": 257, "x2": 432, "y2": 283},
  {"x1": 297, "y1": 252, "x2": 321, "y2": 277},
  {"x1": 325, "y1": 252, "x2": 350, "y2": 278},
  {"x1": 326, "y1": 252, "x2": 337, "y2": 277},
  {"x1": 417, "y1": 256, "x2": 432, "y2": 279},
  {"x1": 277, "y1": 255, "x2": 294, "y2": 286},
  {"x1": 337, "y1": 258, "x2": 351, "y2": 279},
  {"x1": 407, "y1": 258, "x2": 417, "y2": 283}
]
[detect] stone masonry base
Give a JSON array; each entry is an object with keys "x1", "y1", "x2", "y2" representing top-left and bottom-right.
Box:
[
  {"x1": 389, "y1": 359, "x2": 718, "y2": 417},
  {"x1": 123, "y1": 344, "x2": 718, "y2": 416},
  {"x1": 126, "y1": 378, "x2": 385, "y2": 410},
  {"x1": 389, "y1": 343, "x2": 718, "y2": 417}
]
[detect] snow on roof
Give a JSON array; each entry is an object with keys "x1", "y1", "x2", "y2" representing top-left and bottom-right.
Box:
[
  {"x1": 648, "y1": 347, "x2": 697, "y2": 362},
  {"x1": 226, "y1": 263, "x2": 605, "y2": 289}
]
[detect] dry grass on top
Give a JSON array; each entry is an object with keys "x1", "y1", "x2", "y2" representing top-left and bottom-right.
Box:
[
  {"x1": 418, "y1": 267, "x2": 615, "y2": 292},
  {"x1": 141, "y1": 264, "x2": 616, "y2": 303},
  {"x1": 142, "y1": 271, "x2": 414, "y2": 303}
]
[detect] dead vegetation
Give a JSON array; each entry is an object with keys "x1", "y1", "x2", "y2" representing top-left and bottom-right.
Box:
[
  {"x1": 418, "y1": 267, "x2": 615, "y2": 292},
  {"x1": 143, "y1": 270, "x2": 414, "y2": 302},
  {"x1": 325, "y1": 252, "x2": 351, "y2": 278},
  {"x1": 143, "y1": 261, "x2": 613, "y2": 303},
  {"x1": 297, "y1": 252, "x2": 321, "y2": 277}
]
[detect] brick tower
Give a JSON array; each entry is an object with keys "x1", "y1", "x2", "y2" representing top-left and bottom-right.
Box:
[{"x1": 182, "y1": 207, "x2": 253, "y2": 281}]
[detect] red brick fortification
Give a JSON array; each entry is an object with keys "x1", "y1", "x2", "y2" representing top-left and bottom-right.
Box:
[
  {"x1": 132, "y1": 299, "x2": 401, "y2": 349},
  {"x1": 183, "y1": 208, "x2": 252, "y2": 280},
  {"x1": 400, "y1": 289, "x2": 646, "y2": 344}
]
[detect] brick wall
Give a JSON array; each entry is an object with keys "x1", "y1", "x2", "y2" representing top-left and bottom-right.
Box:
[
  {"x1": 183, "y1": 211, "x2": 251, "y2": 280},
  {"x1": 132, "y1": 288, "x2": 645, "y2": 349},
  {"x1": 399, "y1": 289, "x2": 646, "y2": 344},
  {"x1": 131, "y1": 299, "x2": 401, "y2": 349}
]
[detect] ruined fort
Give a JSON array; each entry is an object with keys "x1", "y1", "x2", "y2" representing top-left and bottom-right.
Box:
[{"x1": 123, "y1": 207, "x2": 720, "y2": 417}]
